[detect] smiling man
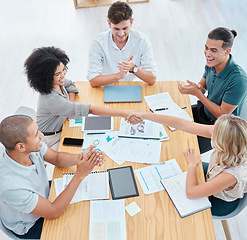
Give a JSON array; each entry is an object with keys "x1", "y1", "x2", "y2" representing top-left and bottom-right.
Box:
[
  {"x1": 0, "y1": 115, "x2": 104, "y2": 239},
  {"x1": 87, "y1": 1, "x2": 157, "y2": 87},
  {"x1": 178, "y1": 27, "x2": 247, "y2": 153}
]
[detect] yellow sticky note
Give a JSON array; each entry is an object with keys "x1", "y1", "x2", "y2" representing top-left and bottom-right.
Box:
[{"x1": 125, "y1": 201, "x2": 141, "y2": 217}]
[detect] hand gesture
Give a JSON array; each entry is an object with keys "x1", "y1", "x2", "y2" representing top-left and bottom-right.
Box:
[
  {"x1": 178, "y1": 80, "x2": 201, "y2": 96},
  {"x1": 184, "y1": 147, "x2": 201, "y2": 167},
  {"x1": 117, "y1": 55, "x2": 135, "y2": 73},
  {"x1": 125, "y1": 110, "x2": 143, "y2": 125},
  {"x1": 76, "y1": 146, "x2": 102, "y2": 180}
]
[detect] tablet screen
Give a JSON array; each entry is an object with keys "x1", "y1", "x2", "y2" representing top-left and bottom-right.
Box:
[
  {"x1": 82, "y1": 116, "x2": 113, "y2": 132},
  {"x1": 108, "y1": 166, "x2": 139, "y2": 200}
]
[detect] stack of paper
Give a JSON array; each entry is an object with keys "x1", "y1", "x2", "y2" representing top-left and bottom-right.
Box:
[
  {"x1": 82, "y1": 130, "x2": 167, "y2": 165},
  {"x1": 144, "y1": 92, "x2": 193, "y2": 131}
]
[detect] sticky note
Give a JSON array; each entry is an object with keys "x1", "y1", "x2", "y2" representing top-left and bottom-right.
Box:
[{"x1": 125, "y1": 201, "x2": 141, "y2": 217}]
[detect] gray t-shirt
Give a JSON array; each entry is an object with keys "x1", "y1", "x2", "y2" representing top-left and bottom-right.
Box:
[
  {"x1": 0, "y1": 143, "x2": 49, "y2": 235},
  {"x1": 37, "y1": 79, "x2": 90, "y2": 132}
]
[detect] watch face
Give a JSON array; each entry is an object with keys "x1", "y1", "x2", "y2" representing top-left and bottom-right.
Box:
[{"x1": 133, "y1": 66, "x2": 138, "y2": 73}]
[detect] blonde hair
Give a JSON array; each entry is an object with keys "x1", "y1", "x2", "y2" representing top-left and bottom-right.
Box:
[{"x1": 211, "y1": 115, "x2": 247, "y2": 167}]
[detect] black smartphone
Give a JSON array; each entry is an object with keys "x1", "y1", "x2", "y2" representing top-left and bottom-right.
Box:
[{"x1": 63, "y1": 138, "x2": 84, "y2": 146}]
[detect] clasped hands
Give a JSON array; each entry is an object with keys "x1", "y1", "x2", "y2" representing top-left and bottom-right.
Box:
[
  {"x1": 117, "y1": 55, "x2": 135, "y2": 79},
  {"x1": 178, "y1": 80, "x2": 201, "y2": 96}
]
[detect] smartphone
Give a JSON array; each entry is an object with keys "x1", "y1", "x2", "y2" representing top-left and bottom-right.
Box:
[{"x1": 63, "y1": 138, "x2": 84, "y2": 146}]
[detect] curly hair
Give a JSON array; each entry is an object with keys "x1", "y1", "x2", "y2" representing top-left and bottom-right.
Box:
[
  {"x1": 211, "y1": 115, "x2": 247, "y2": 167},
  {"x1": 107, "y1": 1, "x2": 133, "y2": 24},
  {"x1": 24, "y1": 46, "x2": 70, "y2": 94},
  {"x1": 0, "y1": 115, "x2": 33, "y2": 151}
]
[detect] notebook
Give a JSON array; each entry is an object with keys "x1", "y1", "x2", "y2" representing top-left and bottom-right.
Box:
[
  {"x1": 62, "y1": 171, "x2": 109, "y2": 203},
  {"x1": 104, "y1": 85, "x2": 142, "y2": 103},
  {"x1": 160, "y1": 172, "x2": 211, "y2": 218}
]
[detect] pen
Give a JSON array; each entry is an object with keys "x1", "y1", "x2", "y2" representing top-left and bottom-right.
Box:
[
  {"x1": 154, "y1": 107, "x2": 168, "y2": 111},
  {"x1": 86, "y1": 132, "x2": 106, "y2": 135}
]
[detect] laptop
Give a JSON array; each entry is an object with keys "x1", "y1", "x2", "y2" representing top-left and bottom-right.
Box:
[{"x1": 104, "y1": 85, "x2": 142, "y2": 103}]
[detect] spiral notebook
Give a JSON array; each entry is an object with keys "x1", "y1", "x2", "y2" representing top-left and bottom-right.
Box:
[{"x1": 63, "y1": 171, "x2": 109, "y2": 203}]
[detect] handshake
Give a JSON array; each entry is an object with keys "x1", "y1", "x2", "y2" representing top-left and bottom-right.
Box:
[{"x1": 124, "y1": 110, "x2": 144, "y2": 125}]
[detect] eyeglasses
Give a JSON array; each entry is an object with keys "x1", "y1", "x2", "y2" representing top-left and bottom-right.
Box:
[{"x1": 54, "y1": 66, "x2": 68, "y2": 77}]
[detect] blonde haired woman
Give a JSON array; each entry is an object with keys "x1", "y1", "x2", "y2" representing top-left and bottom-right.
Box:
[{"x1": 135, "y1": 113, "x2": 247, "y2": 216}]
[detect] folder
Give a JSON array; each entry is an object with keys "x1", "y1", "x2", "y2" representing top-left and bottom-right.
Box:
[{"x1": 104, "y1": 85, "x2": 142, "y2": 103}]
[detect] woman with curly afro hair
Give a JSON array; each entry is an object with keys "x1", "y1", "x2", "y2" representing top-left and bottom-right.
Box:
[{"x1": 25, "y1": 46, "x2": 140, "y2": 150}]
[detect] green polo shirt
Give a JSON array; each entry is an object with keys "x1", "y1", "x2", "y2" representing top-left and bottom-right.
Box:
[{"x1": 203, "y1": 55, "x2": 247, "y2": 121}]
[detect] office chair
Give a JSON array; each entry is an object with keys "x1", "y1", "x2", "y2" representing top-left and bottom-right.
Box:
[
  {"x1": 240, "y1": 96, "x2": 247, "y2": 121},
  {"x1": 0, "y1": 219, "x2": 20, "y2": 239},
  {"x1": 212, "y1": 194, "x2": 247, "y2": 240},
  {"x1": 14, "y1": 106, "x2": 37, "y2": 121}
]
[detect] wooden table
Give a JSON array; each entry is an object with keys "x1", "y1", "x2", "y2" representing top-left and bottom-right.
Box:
[
  {"x1": 41, "y1": 81, "x2": 215, "y2": 240},
  {"x1": 74, "y1": 0, "x2": 149, "y2": 9}
]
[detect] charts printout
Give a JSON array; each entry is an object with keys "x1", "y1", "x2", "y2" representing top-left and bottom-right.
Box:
[
  {"x1": 82, "y1": 131, "x2": 118, "y2": 152},
  {"x1": 134, "y1": 159, "x2": 182, "y2": 194},
  {"x1": 89, "y1": 199, "x2": 126, "y2": 240},
  {"x1": 101, "y1": 137, "x2": 162, "y2": 165},
  {"x1": 144, "y1": 92, "x2": 193, "y2": 131}
]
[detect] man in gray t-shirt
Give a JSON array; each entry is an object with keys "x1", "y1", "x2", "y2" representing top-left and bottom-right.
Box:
[{"x1": 0, "y1": 115, "x2": 104, "y2": 239}]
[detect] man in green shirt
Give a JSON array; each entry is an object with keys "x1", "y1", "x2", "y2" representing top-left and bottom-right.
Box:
[{"x1": 178, "y1": 27, "x2": 247, "y2": 153}]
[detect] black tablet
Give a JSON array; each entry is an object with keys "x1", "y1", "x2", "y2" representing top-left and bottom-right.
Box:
[
  {"x1": 82, "y1": 115, "x2": 114, "y2": 133},
  {"x1": 108, "y1": 166, "x2": 139, "y2": 200}
]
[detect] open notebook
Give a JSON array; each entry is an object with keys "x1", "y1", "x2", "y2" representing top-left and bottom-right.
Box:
[
  {"x1": 161, "y1": 172, "x2": 211, "y2": 218},
  {"x1": 54, "y1": 171, "x2": 109, "y2": 204}
]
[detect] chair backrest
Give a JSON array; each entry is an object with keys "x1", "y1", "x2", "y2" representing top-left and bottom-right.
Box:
[
  {"x1": 0, "y1": 219, "x2": 20, "y2": 239},
  {"x1": 14, "y1": 106, "x2": 37, "y2": 122},
  {"x1": 212, "y1": 193, "x2": 247, "y2": 220},
  {"x1": 240, "y1": 96, "x2": 247, "y2": 121}
]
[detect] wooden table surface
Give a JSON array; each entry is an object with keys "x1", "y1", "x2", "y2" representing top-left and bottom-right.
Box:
[{"x1": 40, "y1": 81, "x2": 215, "y2": 240}]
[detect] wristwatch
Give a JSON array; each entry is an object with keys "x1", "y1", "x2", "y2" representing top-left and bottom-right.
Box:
[{"x1": 129, "y1": 65, "x2": 138, "y2": 73}]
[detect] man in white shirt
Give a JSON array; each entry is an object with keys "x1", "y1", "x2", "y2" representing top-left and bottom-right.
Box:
[{"x1": 87, "y1": 1, "x2": 157, "y2": 87}]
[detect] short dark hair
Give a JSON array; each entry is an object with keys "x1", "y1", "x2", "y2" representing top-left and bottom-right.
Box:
[
  {"x1": 208, "y1": 27, "x2": 237, "y2": 49},
  {"x1": 108, "y1": 1, "x2": 133, "y2": 24},
  {"x1": 24, "y1": 46, "x2": 70, "y2": 94},
  {"x1": 0, "y1": 115, "x2": 33, "y2": 151}
]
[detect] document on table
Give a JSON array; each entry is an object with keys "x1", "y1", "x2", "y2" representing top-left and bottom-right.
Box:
[
  {"x1": 135, "y1": 159, "x2": 182, "y2": 194},
  {"x1": 118, "y1": 119, "x2": 161, "y2": 139},
  {"x1": 54, "y1": 171, "x2": 109, "y2": 204},
  {"x1": 101, "y1": 137, "x2": 162, "y2": 165},
  {"x1": 89, "y1": 199, "x2": 127, "y2": 240},
  {"x1": 144, "y1": 92, "x2": 193, "y2": 131},
  {"x1": 82, "y1": 131, "x2": 118, "y2": 152},
  {"x1": 161, "y1": 172, "x2": 211, "y2": 218},
  {"x1": 69, "y1": 118, "x2": 83, "y2": 127}
]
